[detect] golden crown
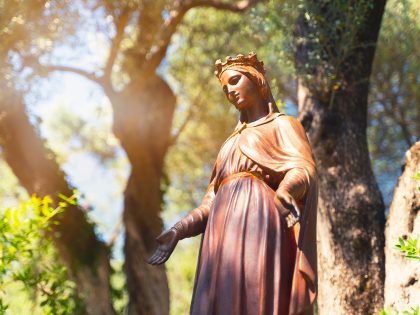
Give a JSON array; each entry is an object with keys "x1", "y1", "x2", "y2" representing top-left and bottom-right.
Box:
[{"x1": 214, "y1": 52, "x2": 265, "y2": 78}]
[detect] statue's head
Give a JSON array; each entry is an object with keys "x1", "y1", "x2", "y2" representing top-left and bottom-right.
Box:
[{"x1": 215, "y1": 52, "x2": 278, "y2": 113}]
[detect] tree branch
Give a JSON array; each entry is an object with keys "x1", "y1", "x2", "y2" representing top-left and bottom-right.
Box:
[
  {"x1": 104, "y1": 6, "x2": 132, "y2": 79},
  {"x1": 169, "y1": 102, "x2": 195, "y2": 146},
  {"x1": 151, "y1": 0, "x2": 259, "y2": 68},
  {"x1": 126, "y1": 0, "x2": 259, "y2": 92},
  {"x1": 22, "y1": 55, "x2": 118, "y2": 95},
  {"x1": 41, "y1": 64, "x2": 117, "y2": 97},
  {"x1": 182, "y1": 0, "x2": 259, "y2": 12},
  {"x1": 42, "y1": 64, "x2": 104, "y2": 85},
  {"x1": 107, "y1": 218, "x2": 123, "y2": 248}
]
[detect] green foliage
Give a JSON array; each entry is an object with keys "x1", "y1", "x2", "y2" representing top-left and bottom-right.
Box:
[
  {"x1": 0, "y1": 196, "x2": 83, "y2": 314},
  {"x1": 394, "y1": 237, "x2": 420, "y2": 261},
  {"x1": 380, "y1": 306, "x2": 419, "y2": 315},
  {"x1": 295, "y1": 0, "x2": 374, "y2": 94},
  {"x1": 412, "y1": 173, "x2": 420, "y2": 191},
  {"x1": 109, "y1": 261, "x2": 128, "y2": 315},
  {"x1": 379, "y1": 235, "x2": 419, "y2": 315}
]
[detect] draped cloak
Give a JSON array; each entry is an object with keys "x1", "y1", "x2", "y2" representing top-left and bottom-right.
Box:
[{"x1": 190, "y1": 113, "x2": 318, "y2": 315}]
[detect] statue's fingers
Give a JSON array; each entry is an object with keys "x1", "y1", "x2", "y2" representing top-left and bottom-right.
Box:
[
  {"x1": 157, "y1": 255, "x2": 169, "y2": 265},
  {"x1": 152, "y1": 250, "x2": 166, "y2": 264},
  {"x1": 150, "y1": 257, "x2": 157, "y2": 265},
  {"x1": 149, "y1": 249, "x2": 166, "y2": 265},
  {"x1": 286, "y1": 213, "x2": 298, "y2": 228},
  {"x1": 292, "y1": 215, "x2": 299, "y2": 227},
  {"x1": 285, "y1": 215, "x2": 292, "y2": 228},
  {"x1": 155, "y1": 252, "x2": 170, "y2": 265},
  {"x1": 156, "y1": 249, "x2": 168, "y2": 260},
  {"x1": 147, "y1": 251, "x2": 160, "y2": 264},
  {"x1": 148, "y1": 254, "x2": 159, "y2": 265},
  {"x1": 290, "y1": 218, "x2": 296, "y2": 227}
]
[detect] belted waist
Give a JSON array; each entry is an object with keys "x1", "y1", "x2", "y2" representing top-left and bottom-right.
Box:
[{"x1": 218, "y1": 171, "x2": 265, "y2": 190}]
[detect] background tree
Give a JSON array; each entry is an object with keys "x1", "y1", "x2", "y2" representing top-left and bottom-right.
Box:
[
  {"x1": 294, "y1": 1, "x2": 386, "y2": 314},
  {"x1": 384, "y1": 142, "x2": 420, "y2": 311},
  {"x1": 0, "y1": 2, "x2": 116, "y2": 314}
]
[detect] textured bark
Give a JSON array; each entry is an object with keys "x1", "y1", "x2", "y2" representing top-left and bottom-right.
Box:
[
  {"x1": 0, "y1": 94, "x2": 115, "y2": 315},
  {"x1": 384, "y1": 142, "x2": 420, "y2": 310},
  {"x1": 294, "y1": 1, "x2": 387, "y2": 314},
  {"x1": 108, "y1": 75, "x2": 176, "y2": 315}
]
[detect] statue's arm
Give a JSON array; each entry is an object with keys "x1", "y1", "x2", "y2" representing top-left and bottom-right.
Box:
[
  {"x1": 278, "y1": 168, "x2": 309, "y2": 201},
  {"x1": 273, "y1": 117, "x2": 314, "y2": 227},
  {"x1": 275, "y1": 168, "x2": 309, "y2": 228},
  {"x1": 173, "y1": 179, "x2": 216, "y2": 239},
  {"x1": 148, "y1": 179, "x2": 215, "y2": 265}
]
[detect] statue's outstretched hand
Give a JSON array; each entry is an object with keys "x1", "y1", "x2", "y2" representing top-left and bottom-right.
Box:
[
  {"x1": 274, "y1": 188, "x2": 301, "y2": 228},
  {"x1": 147, "y1": 228, "x2": 179, "y2": 265}
]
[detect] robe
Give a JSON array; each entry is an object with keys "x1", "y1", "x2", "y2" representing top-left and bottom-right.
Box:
[{"x1": 177, "y1": 113, "x2": 317, "y2": 315}]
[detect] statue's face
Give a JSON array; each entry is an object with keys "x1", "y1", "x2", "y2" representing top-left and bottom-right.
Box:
[{"x1": 220, "y1": 69, "x2": 262, "y2": 111}]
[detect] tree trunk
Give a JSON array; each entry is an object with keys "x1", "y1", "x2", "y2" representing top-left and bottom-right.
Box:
[
  {"x1": 0, "y1": 93, "x2": 115, "y2": 315},
  {"x1": 384, "y1": 141, "x2": 420, "y2": 310},
  {"x1": 294, "y1": 1, "x2": 386, "y2": 314},
  {"x1": 109, "y1": 74, "x2": 176, "y2": 315}
]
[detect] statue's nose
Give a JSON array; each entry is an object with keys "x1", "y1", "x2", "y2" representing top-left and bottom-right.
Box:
[
  {"x1": 228, "y1": 90, "x2": 237, "y2": 100},
  {"x1": 227, "y1": 84, "x2": 236, "y2": 95}
]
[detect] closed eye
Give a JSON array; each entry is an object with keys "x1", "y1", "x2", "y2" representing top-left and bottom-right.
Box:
[{"x1": 229, "y1": 75, "x2": 241, "y2": 85}]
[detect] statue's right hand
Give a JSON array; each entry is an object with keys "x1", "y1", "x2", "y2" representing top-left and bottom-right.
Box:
[
  {"x1": 274, "y1": 188, "x2": 301, "y2": 228},
  {"x1": 147, "y1": 228, "x2": 179, "y2": 265}
]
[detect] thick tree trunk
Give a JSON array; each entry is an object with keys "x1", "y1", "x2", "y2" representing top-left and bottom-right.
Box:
[
  {"x1": 384, "y1": 142, "x2": 420, "y2": 310},
  {"x1": 295, "y1": 1, "x2": 386, "y2": 314},
  {"x1": 109, "y1": 75, "x2": 176, "y2": 315},
  {"x1": 0, "y1": 93, "x2": 115, "y2": 315}
]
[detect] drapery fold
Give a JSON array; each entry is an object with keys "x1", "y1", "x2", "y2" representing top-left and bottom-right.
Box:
[{"x1": 175, "y1": 113, "x2": 317, "y2": 315}]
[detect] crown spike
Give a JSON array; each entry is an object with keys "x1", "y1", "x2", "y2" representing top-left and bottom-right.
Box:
[{"x1": 215, "y1": 52, "x2": 265, "y2": 78}]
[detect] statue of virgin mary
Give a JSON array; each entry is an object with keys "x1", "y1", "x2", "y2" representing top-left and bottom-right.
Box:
[{"x1": 149, "y1": 52, "x2": 318, "y2": 315}]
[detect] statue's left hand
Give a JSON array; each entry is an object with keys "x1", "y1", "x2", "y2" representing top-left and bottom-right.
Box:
[
  {"x1": 274, "y1": 188, "x2": 301, "y2": 228},
  {"x1": 147, "y1": 229, "x2": 179, "y2": 265}
]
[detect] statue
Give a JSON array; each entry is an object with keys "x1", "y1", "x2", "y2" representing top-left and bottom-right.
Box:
[{"x1": 148, "y1": 52, "x2": 318, "y2": 315}]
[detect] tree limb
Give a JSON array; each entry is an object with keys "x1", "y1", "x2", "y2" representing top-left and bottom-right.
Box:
[
  {"x1": 182, "y1": 0, "x2": 259, "y2": 12},
  {"x1": 37, "y1": 63, "x2": 117, "y2": 97},
  {"x1": 42, "y1": 64, "x2": 104, "y2": 86},
  {"x1": 103, "y1": 6, "x2": 132, "y2": 80},
  {"x1": 126, "y1": 0, "x2": 259, "y2": 92},
  {"x1": 169, "y1": 102, "x2": 195, "y2": 146},
  {"x1": 107, "y1": 218, "x2": 123, "y2": 248}
]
